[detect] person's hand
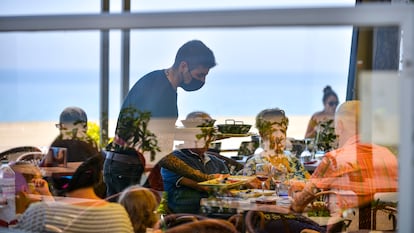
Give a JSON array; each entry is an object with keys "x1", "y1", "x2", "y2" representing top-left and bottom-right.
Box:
[
  {"x1": 212, "y1": 173, "x2": 230, "y2": 179},
  {"x1": 289, "y1": 180, "x2": 306, "y2": 195},
  {"x1": 15, "y1": 191, "x2": 42, "y2": 214},
  {"x1": 31, "y1": 178, "x2": 52, "y2": 196},
  {"x1": 290, "y1": 197, "x2": 306, "y2": 213},
  {"x1": 245, "y1": 177, "x2": 266, "y2": 189}
]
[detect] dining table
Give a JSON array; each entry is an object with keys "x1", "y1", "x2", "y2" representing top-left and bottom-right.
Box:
[
  {"x1": 40, "y1": 162, "x2": 154, "y2": 178},
  {"x1": 200, "y1": 194, "x2": 346, "y2": 233},
  {"x1": 200, "y1": 195, "x2": 288, "y2": 233},
  {"x1": 39, "y1": 162, "x2": 82, "y2": 177}
]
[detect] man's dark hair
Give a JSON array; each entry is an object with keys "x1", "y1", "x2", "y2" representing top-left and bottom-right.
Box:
[{"x1": 173, "y1": 40, "x2": 216, "y2": 70}]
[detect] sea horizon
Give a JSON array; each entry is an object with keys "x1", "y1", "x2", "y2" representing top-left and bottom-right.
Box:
[
  {"x1": 0, "y1": 69, "x2": 347, "y2": 123},
  {"x1": 0, "y1": 115, "x2": 311, "y2": 160},
  {"x1": 0, "y1": 69, "x2": 341, "y2": 161}
]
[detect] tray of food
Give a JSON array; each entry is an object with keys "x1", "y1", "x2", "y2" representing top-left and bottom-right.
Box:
[
  {"x1": 198, "y1": 176, "x2": 255, "y2": 189},
  {"x1": 229, "y1": 189, "x2": 275, "y2": 198}
]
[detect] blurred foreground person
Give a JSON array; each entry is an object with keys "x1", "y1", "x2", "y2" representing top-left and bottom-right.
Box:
[
  {"x1": 118, "y1": 185, "x2": 160, "y2": 233},
  {"x1": 15, "y1": 156, "x2": 133, "y2": 233},
  {"x1": 291, "y1": 101, "x2": 398, "y2": 223},
  {"x1": 10, "y1": 162, "x2": 52, "y2": 214}
]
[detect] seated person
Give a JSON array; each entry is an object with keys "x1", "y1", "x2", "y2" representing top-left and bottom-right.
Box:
[
  {"x1": 161, "y1": 111, "x2": 229, "y2": 213},
  {"x1": 15, "y1": 156, "x2": 134, "y2": 232},
  {"x1": 51, "y1": 106, "x2": 100, "y2": 162},
  {"x1": 242, "y1": 108, "x2": 325, "y2": 233},
  {"x1": 161, "y1": 147, "x2": 228, "y2": 214},
  {"x1": 291, "y1": 101, "x2": 398, "y2": 221},
  {"x1": 10, "y1": 161, "x2": 52, "y2": 214},
  {"x1": 118, "y1": 185, "x2": 160, "y2": 233},
  {"x1": 144, "y1": 111, "x2": 241, "y2": 191},
  {"x1": 244, "y1": 108, "x2": 310, "y2": 182},
  {"x1": 304, "y1": 85, "x2": 339, "y2": 139}
]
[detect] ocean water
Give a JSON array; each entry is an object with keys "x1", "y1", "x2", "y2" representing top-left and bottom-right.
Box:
[{"x1": 0, "y1": 69, "x2": 348, "y2": 123}]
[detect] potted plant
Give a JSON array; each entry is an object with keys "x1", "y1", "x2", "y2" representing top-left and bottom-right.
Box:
[
  {"x1": 194, "y1": 120, "x2": 218, "y2": 151},
  {"x1": 107, "y1": 107, "x2": 160, "y2": 161},
  {"x1": 315, "y1": 119, "x2": 337, "y2": 153}
]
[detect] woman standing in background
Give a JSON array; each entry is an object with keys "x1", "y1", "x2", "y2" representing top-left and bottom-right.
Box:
[{"x1": 304, "y1": 85, "x2": 339, "y2": 139}]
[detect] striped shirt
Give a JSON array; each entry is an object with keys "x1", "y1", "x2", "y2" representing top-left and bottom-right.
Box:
[
  {"x1": 15, "y1": 201, "x2": 133, "y2": 233},
  {"x1": 311, "y1": 135, "x2": 398, "y2": 209}
]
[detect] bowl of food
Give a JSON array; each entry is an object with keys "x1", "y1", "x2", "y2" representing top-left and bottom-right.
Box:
[
  {"x1": 217, "y1": 119, "x2": 251, "y2": 134},
  {"x1": 181, "y1": 119, "x2": 216, "y2": 128}
]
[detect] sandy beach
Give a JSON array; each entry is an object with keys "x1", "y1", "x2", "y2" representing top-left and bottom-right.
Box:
[{"x1": 0, "y1": 115, "x2": 310, "y2": 160}]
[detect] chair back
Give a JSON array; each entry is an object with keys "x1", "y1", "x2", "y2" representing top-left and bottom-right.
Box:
[
  {"x1": 16, "y1": 152, "x2": 44, "y2": 166},
  {"x1": 0, "y1": 146, "x2": 41, "y2": 162},
  {"x1": 164, "y1": 218, "x2": 238, "y2": 233},
  {"x1": 154, "y1": 213, "x2": 208, "y2": 230},
  {"x1": 245, "y1": 211, "x2": 326, "y2": 233}
]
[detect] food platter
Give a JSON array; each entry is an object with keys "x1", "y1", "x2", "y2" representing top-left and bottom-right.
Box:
[
  {"x1": 198, "y1": 176, "x2": 255, "y2": 189},
  {"x1": 229, "y1": 189, "x2": 275, "y2": 198}
]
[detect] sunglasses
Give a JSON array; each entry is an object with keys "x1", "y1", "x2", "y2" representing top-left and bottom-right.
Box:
[
  {"x1": 55, "y1": 123, "x2": 66, "y2": 129},
  {"x1": 328, "y1": 101, "x2": 339, "y2": 107}
]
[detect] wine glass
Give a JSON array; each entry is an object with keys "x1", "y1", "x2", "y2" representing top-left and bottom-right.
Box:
[
  {"x1": 270, "y1": 165, "x2": 286, "y2": 196},
  {"x1": 255, "y1": 163, "x2": 269, "y2": 197},
  {"x1": 300, "y1": 138, "x2": 312, "y2": 163}
]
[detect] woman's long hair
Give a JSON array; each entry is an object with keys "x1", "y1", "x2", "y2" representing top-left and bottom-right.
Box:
[{"x1": 118, "y1": 185, "x2": 159, "y2": 233}]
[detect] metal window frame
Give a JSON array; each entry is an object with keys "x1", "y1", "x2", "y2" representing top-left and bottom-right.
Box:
[{"x1": 0, "y1": 4, "x2": 413, "y2": 231}]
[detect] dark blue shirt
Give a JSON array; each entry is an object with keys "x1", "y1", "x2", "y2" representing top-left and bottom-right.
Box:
[
  {"x1": 121, "y1": 70, "x2": 177, "y2": 119},
  {"x1": 115, "y1": 70, "x2": 177, "y2": 143}
]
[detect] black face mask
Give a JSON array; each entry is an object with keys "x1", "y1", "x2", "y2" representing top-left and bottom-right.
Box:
[{"x1": 180, "y1": 77, "x2": 205, "y2": 91}]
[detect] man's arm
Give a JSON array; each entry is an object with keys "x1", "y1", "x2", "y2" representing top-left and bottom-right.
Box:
[
  {"x1": 178, "y1": 177, "x2": 210, "y2": 192},
  {"x1": 158, "y1": 153, "x2": 216, "y2": 182}
]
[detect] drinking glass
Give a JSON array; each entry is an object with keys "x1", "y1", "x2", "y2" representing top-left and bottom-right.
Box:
[
  {"x1": 255, "y1": 163, "x2": 269, "y2": 197},
  {"x1": 300, "y1": 138, "x2": 313, "y2": 163},
  {"x1": 270, "y1": 165, "x2": 285, "y2": 196}
]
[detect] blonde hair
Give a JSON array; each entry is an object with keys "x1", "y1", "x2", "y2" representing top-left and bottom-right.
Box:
[{"x1": 118, "y1": 185, "x2": 159, "y2": 233}]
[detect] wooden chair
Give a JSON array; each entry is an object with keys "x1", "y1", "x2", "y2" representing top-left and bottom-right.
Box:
[
  {"x1": 371, "y1": 192, "x2": 398, "y2": 231},
  {"x1": 245, "y1": 211, "x2": 327, "y2": 233},
  {"x1": 16, "y1": 151, "x2": 44, "y2": 166},
  {"x1": 0, "y1": 146, "x2": 41, "y2": 162},
  {"x1": 154, "y1": 213, "x2": 208, "y2": 230},
  {"x1": 163, "y1": 218, "x2": 238, "y2": 233},
  {"x1": 227, "y1": 213, "x2": 244, "y2": 233}
]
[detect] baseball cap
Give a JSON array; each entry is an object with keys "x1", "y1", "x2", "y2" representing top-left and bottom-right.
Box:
[{"x1": 59, "y1": 106, "x2": 88, "y2": 125}]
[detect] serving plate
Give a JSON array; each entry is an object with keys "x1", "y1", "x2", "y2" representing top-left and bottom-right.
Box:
[
  {"x1": 229, "y1": 189, "x2": 275, "y2": 198},
  {"x1": 181, "y1": 119, "x2": 216, "y2": 128},
  {"x1": 198, "y1": 176, "x2": 255, "y2": 189}
]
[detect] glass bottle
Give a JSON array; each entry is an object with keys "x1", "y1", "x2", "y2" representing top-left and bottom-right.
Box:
[{"x1": 0, "y1": 160, "x2": 16, "y2": 223}]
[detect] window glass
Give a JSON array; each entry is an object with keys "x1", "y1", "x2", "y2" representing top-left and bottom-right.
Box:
[
  {"x1": 0, "y1": 3, "x2": 404, "y2": 231},
  {"x1": 0, "y1": 0, "x2": 353, "y2": 149}
]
